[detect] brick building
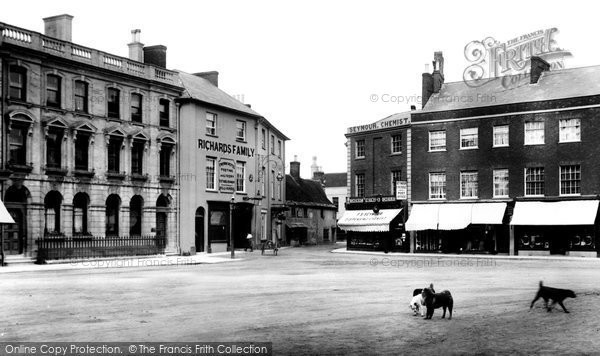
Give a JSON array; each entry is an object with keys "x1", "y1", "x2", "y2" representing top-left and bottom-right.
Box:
[
  {"x1": 285, "y1": 159, "x2": 337, "y2": 245},
  {"x1": 406, "y1": 53, "x2": 600, "y2": 257},
  {"x1": 0, "y1": 16, "x2": 182, "y2": 260},
  {"x1": 341, "y1": 112, "x2": 411, "y2": 251}
]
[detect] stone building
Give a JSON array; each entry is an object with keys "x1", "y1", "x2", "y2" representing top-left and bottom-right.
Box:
[
  {"x1": 285, "y1": 159, "x2": 337, "y2": 245},
  {"x1": 0, "y1": 15, "x2": 182, "y2": 259},
  {"x1": 177, "y1": 71, "x2": 288, "y2": 253}
]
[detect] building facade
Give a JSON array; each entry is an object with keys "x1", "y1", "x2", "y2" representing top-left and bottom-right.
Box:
[
  {"x1": 407, "y1": 54, "x2": 600, "y2": 257},
  {"x1": 0, "y1": 16, "x2": 182, "y2": 258},
  {"x1": 341, "y1": 112, "x2": 411, "y2": 251},
  {"x1": 177, "y1": 71, "x2": 288, "y2": 254},
  {"x1": 285, "y1": 160, "x2": 337, "y2": 245}
]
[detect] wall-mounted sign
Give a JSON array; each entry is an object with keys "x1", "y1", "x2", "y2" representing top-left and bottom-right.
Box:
[
  {"x1": 396, "y1": 181, "x2": 407, "y2": 200},
  {"x1": 218, "y1": 159, "x2": 236, "y2": 193},
  {"x1": 198, "y1": 138, "x2": 255, "y2": 158},
  {"x1": 348, "y1": 196, "x2": 396, "y2": 204},
  {"x1": 347, "y1": 116, "x2": 410, "y2": 134}
]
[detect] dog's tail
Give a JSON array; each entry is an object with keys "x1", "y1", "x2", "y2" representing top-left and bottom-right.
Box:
[{"x1": 539, "y1": 281, "x2": 543, "y2": 287}]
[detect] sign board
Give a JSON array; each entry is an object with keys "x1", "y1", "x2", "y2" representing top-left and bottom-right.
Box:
[
  {"x1": 218, "y1": 159, "x2": 236, "y2": 193},
  {"x1": 396, "y1": 181, "x2": 407, "y2": 200}
]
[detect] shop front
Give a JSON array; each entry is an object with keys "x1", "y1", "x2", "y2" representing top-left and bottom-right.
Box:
[
  {"x1": 338, "y1": 201, "x2": 407, "y2": 252},
  {"x1": 406, "y1": 202, "x2": 508, "y2": 254},
  {"x1": 511, "y1": 200, "x2": 599, "y2": 257}
]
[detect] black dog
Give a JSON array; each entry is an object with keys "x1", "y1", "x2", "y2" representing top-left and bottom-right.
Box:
[
  {"x1": 530, "y1": 281, "x2": 576, "y2": 313},
  {"x1": 413, "y1": 284, "x2": 435, "y2": 296},
  {"x1": 422, "y1": 285, "x2": 453, "y2": 320}
]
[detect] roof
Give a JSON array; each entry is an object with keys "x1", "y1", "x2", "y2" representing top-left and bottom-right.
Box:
[
  {"x1": 286, "y1": 175, "x2": 335, "y2": 208},
  {"x1": 323, "y1": 173, "x2": 347, "y2": 188},
  {"x1": 176, "y1": 70, "x2": 289, "y2": 140},
  {"x1": 422, "y1": 65, "x2": 600, "y2": 113}
]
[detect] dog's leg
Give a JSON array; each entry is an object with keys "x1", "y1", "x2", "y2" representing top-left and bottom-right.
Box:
[
  {"x1": 547, "y1": 299, "x2": 557, "y2": 312},
  {"x1": 442, "y1": 306, "x2": 446, "y2": 319},
  {"x1": 558, "y1": 301, "x2": 570, "y2": 313},
  {"x1": 448, "y1": 298, "x2": 453, "y2": 320},
  {"x1": 530, "y1": 294, "x2": 540, "y2": 309}
]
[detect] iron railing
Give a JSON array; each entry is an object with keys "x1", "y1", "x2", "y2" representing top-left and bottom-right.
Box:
[{"x1": 35, "y1": 234, "x2": 166, "y2": 262}]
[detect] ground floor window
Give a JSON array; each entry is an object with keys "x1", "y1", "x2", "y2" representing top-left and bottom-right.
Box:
[{"x1": 44, "y1": 191, "x2": 63, "y2": 235}]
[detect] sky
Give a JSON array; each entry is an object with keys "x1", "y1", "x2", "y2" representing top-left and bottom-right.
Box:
[{"x1": 2, "y1": 0, "x2": 597, "y2": 178}]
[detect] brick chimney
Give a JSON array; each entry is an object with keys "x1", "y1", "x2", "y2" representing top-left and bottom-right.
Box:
[
  {"x1": 43, "y1": 14, "x2": 73, "y2": 42},
  {"x1": 530, "y1": 56, "x2": 550, "y2": 84},
  {"x1": 290, "y1": 156, "x2": 301, "y2": 179},
  {"x1": 143, "y1": 45, "x2": 167, "y2": 68},
  {"x1": 421, "y1": 51, "x2": 444, "y2": 108},
  {"x1": 128, "y1": 29, "x2": 144, "y2": 62},
  {"x1": 194, "y1": 71, "x2": 219, "y2": 87}
]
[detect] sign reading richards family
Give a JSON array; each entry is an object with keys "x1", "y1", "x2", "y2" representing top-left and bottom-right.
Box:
[
  {"x1": 218, "y1": 159, "x2": 236, "y2": 193},
  {"x1": 198, "y1": 138, "x2": 255, "y2": 158},
  {"x1": 463, "y1": 28, "x2": 572, "y2": 88},
  {"x1": 347, "y1": 115, "x2": 410, "y2": 134}
]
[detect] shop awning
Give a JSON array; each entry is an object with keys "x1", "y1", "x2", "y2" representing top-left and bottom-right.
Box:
[
  {"x1": 337, "y1": 209, "x2": 402, "y2": 232},
  {"x1": 286, "y1": 222, "x2": 310, "y2": 229},
  {"x1": 405, "y1": 204, "x2": 440, "y2": 231},
  {"x1": 406, "y1": 202, "x2": 507, "y2": 231},
  {"x1": 511, "y1": 200, "x2": 599, "y2": 226},
  {"x1": 0, "y1": 199, "x2": 15, "y2": 224}
]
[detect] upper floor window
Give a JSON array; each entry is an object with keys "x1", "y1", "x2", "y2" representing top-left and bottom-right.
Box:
[
  {"x1": 332, "y1": 197, "x2": 339, "y2": 210},
  {"x1": 261, "y1": 129, "x2": 266, "y2": 149},
  {"x1": 270, "y1": 135, "x2": 275, "y2": 154},
  {"x1": 355, "y1": 173, "x2": 365, "y2": 197},
  {"x1": 107, "y1": 136, "x2": 122, "y2": 173},
  {"x1": 236, "y1": 161, "x2": 246, "y2": 193},
  {"x1": 159, "y1": 144, "x2": 173, "y2": 176},
  {"x1": 206, "y1": 157, "x2": 216, "y2": 190},
  {"x1": 355, "y1": 140, "x2": 365, "y2": 158},
  {"x1": 391, "y1": 135, "x2": 402, "y2": 154},
  {"x1": 560, "y1": 165, "x2": 581, "y2": 196},
  {"x1": 460, "y1": 128, "x2": 478, "y2": 149},
  {"x1": 131, "y1": 93, "x2": 143, "y2": 123},
  {"x1": 493, "y1": 169, "x2": 509, "y2": 198},
  {"x1": 9, "y1": 66, "x2": 26, "y2": 101},
  {"x1": 46, "y1": 129, "x2": 63, "y2": 169},
  {"x1": 74, "y1": 81, "x2": 88, "y2": 113},
  {"x1": 493, "y1": 125, "x2": 509, "y2": 147},
  {"x1": 107, "y1": 88, "x2": 120, "y2": 119},
  {"x1": 131, "y1": 140, "x2": 145, "y2": 175},
  {"x1": 159, "y1": 99, "x2": 170, "y2": 127},
  {"x1": 74, "y1": 134, "x2": 90, "y2": 171},
  {"x1": 460, "y1": 171, "x2": 478, "y2": 198},
  {"x1": 525, "y1": 167, "x2": 545, "y2": 196},
  {"x1": 46, "y1": 75, "x2": 61, "y2": 108},
  {"x1": 391, "y1": 170, "x2": 402, "y2": 195},
  {"x1": 559, "y1": 119, "x2": 581, "y2": 143},
  {"x1": 429, "y1": 172, "x2": 446, "y2": 199},
  {"x1": 206, "y1": 113, "x2": 217, "y2": 136},
  {"x1": 8, "y1": 125, "x2": 28, "y2": 165},
  {"x1": 429, "y1": 130, "x2": 446, "y2": 151},
  {"x1": 277, "y1": 140, "x2": 282, "y2": 157},
  {"x1": 524, "y1": 121, "x2": 544, "y2": 145},
  {"x1": 236, "y1": 120, "x2": 246, "y2": 140}
]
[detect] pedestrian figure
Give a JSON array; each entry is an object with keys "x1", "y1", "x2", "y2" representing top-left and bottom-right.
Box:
[{"x1": 245, "y1": 233, "x2": 253, "y2": 252}]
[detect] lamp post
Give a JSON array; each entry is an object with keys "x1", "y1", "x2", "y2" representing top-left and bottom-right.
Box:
[{"x1": 230, "y1": 194, "x2": 235, "y2": 259}]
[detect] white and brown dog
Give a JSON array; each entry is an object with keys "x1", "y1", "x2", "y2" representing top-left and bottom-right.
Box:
[{"x1": 409, "y1": 284, "x2": 434, "y2": 316}]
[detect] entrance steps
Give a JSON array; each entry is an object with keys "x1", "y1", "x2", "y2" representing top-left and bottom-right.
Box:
[{"x1": 3, "y1": 255, "x2": 36, "y2": 265}]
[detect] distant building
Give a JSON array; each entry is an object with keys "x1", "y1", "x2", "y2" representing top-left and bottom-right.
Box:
[
  {"x1": 285, "y1": 159, "x2": 337, "y2": 245},
  {"x1": 309, "y1": 157, "x2": 347, "y2": 221}
]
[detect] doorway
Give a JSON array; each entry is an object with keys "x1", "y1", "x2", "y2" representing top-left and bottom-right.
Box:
[{"x1": 195, "y1": 207, "x2": 205, "y2": 253}]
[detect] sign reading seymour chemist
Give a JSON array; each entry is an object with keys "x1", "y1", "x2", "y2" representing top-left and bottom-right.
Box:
[{"x1": 347, "y1": 115, "x2": 410, "y2": 134}]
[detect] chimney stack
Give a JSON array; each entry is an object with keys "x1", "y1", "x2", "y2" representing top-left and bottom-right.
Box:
[
  {"x1": 421, "y1": 51, "x2": 445, "y2": 108},
  {"x1": 530, "y1": 56, "x2": 550, "y2": 84},
  {"x1": 143, "y1": 45, "x2": 167, "y2": 68},
  {"x1": 128, "y1": 29, "x2": 144, "y2": 62},
  {"x1": 43, "y1": 14, "x2": 73, "y2": 42},
  {"x1": 194, "y1": 71, "x2": 219, "y2": 87},
  {"x1": 290, "y1": 156, "x2": 301, "y2": 179}
]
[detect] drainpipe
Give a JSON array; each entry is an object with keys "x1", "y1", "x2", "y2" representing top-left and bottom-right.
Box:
[
  {"x1": 176, "y1": 102, "x2": 181, "y2": 255},
  {"x1": 0, "y1": 37, "x2": 6, "y2": 265}
]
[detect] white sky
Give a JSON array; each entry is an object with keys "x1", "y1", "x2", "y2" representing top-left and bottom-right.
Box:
[{"x1": 2, "y1": 0, "x2": 597, "y2": 178}]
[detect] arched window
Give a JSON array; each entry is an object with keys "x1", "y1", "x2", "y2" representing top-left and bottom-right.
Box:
[
  {"x1": 44, "y1": 191, "x2": 63, "y2": 235},
  {"x1": 129, "y1": 195, "x2": 144, "y2": 236},
  {"x1": 106, "y1": 194, "x2": 121, "y2": 236},
  {"x1": 73, "y1": 193, "x2": 89, "y2": 235}
]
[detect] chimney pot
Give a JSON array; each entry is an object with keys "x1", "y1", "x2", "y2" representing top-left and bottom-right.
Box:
[
  {"x1": 143, "y1": 45, "x2": 167, "y2": 68},
  {"x1": 290, "y1": 159, "x2": 301, "y2": 179},
  {"x1": 128, "y1": 29, "x2": 144, "y2": 62},
  {"x1": 530, "y1": 56, "x2": 550, "y2": 84},
  {"x1": 43, "y1": 14, "x2": 74, "y2": 42}
]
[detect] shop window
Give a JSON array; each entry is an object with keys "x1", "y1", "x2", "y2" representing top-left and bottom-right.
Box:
[
  {"x1": 131, "y1": 93, "x2": 143, "y2": 123},
  {"x1": 9, "y1": 66, "x2": 26, "y2": 101},
  {"x1": 525, "y1": 167, "x2": 545, "y2": 196},
  {"x1": 74, "y1": 81, "x2": 88, "y2": 113},
  {"x1": 429, "y1": 130, "x2": 446, "y2": 151},
  {"x1": 429, "y1": 172, "x2": 446, "y2": 199}
]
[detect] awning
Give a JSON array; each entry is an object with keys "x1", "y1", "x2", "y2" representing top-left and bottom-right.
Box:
[
  {"x1": 511, "y1": 200, "x2": 599, "y2": 226},
  {"x1": 286, "y1": 222, "x2": 310, "y2": 229},
  {"x1": 406, "y1": 202, "x2": 507, "y2": 231},
  {"x1": 405, "y1": 204, "x2": 439, "y2": 231},
  {"x1": 0, "y1": 199, "x2": 15, "y2": 224},
  {"x1": 337, "y1": 209, "x2": 402, "y2": 232}
]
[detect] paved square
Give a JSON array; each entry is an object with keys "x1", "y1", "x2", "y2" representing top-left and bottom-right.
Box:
[{"x1": 1, "y1": 244, "x2": 599, "y2": 355}]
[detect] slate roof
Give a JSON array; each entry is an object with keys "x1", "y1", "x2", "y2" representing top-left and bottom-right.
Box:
[
  {"x1": 323, "y1": 173, "x2": 347, "y2": 188},
  {"x1": 286, "y1": 175, "x2": 335, "y2": 208},
  {"x1": 422, "y1": 65, "x2": 600, "y2": 113}
]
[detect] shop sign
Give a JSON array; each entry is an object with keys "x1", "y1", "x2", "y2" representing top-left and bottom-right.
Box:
[
  {"x1": 198, "y1": 138, "x2": 255, "y2": 158},
  {"x1": 396, "y1": 181, "x2": 407, "y2": 200},
  {"x1": 348, "y1": 196, "x2": 396, "y2": 204},
  {"x1": 218, "y1": 159, "x2": 236, "y2": 193}
]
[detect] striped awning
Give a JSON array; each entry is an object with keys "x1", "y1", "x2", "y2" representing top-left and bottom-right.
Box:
[
  {"x1": 0, "y1": 199, "x2": 15, "y2": 224},
  {"x1": 338, "y1": 209, "x2": 403, "y2": 232}
]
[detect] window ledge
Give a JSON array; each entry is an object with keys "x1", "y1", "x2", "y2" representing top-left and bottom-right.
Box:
[
  {"x1": 73, "y1": 169, "x2": 95, "y2": 178},
  {"x1": 8, "y1": 163, "x2": 33, "y2": 173},
  {"x1": 107, "y1": 117, "x2": 122, "y2": 123},
  {"x1": 493, "y1": 145, "x2": 509, "y2": 148},
  {"x1": 130, "y1": 173, "x2": 149, "y2": 182},
  {"x1": 428, "y1": 149, "x2": 446, "y2": 152},
  {"x1": 44, "y1": 106, "x2": 66, "y2": 115},
  {"x1": 355, "y1": 157, "x2": 365, "y2": 160},
  {"x1": 559, "y1": 140, "x2": 581, "y2": 144},
  {"x1": 524, "y1": 143, "x2": 545, "y2": 146},
  {"x1": 131, "y1": 121, "x2": 145, "y2": 127},
  {"x1": 7, "y1": 99, "x2": 33, "y2": 108},
  {"x1": 44, "y1": 166, "x2": 68, "y2": 176},
  {"x1": 159, "y1": 126, "x2": 174, "y2": 133},
  {"x1": 459, "y1": 147, "x2": 479, "y2": 150},
  {"x1": 159, "y1": 175, "x2": 176, "y2": 184},
  {"x1": 206, "y1": 133, "x2": 219, "y2": 138},
  {"x1": 106, "y1": 171, "x2": 126, "y2": 180},
  {"x1": 390, "y1": 152, "x2": 402, "y2": 156},
  {"x1": 236, "y1": 138, "x2": 247, "y2": 143}
]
